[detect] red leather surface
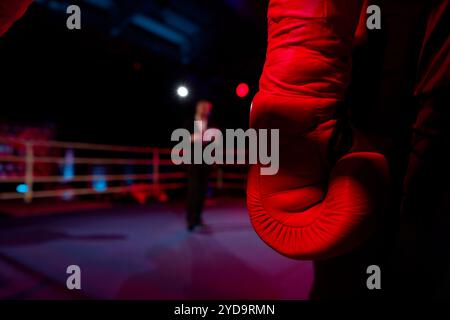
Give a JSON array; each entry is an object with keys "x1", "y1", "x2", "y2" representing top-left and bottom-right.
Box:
[{"x1": 248, "y1": 0, "x2": 390, "y2": 260}]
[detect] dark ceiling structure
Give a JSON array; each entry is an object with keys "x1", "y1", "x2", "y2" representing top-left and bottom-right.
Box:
[
  {"x1": 34, "y1": 0, "x2": 266, "y2": 64},
  {"x1": 0, "y1": 0, "x2": 268, "y2": 145}
]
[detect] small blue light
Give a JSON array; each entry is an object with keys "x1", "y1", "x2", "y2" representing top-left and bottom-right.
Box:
[
  {"x1": 62, "y1": 149, "x2": 75, "y2": 182},
  {"x1": 16, "y1": 184, "x2": 29, "y2": 193},
  {"x1": 94, "y1": 180, "x2": 107, "y2": 192},
  {"x1": 92, "y1": 166, "x2": 108, "y2": 193}
]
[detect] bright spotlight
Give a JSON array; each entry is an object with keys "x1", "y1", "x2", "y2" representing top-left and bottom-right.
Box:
[{"x1": 177, "y1": 86, "x2": 189, "y2": 98}]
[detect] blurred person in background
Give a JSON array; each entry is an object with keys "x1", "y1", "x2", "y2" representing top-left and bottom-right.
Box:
[{"x1": 185, "y1": 100, "x2": 215, "y2": 232}]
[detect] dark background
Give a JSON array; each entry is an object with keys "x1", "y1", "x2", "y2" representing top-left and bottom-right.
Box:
[{"x1": 0, "y1": 0, "x2": 267, "y2": 146}]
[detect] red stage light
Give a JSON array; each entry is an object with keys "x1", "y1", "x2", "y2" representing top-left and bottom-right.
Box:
[
  {"x1": 236, "y1": 83, "x2": 250, "y2": 98},
  {"x1": 133, "y1": 62, "x2": 142, "y2": 71}
]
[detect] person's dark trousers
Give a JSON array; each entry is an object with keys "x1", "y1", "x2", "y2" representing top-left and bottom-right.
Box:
[
  {"x1": 187, "y1": 164, "x2": 209, "y2": 228},
  {"x1": 393, "y1": 93, "x2": 450, "y2": 299}
]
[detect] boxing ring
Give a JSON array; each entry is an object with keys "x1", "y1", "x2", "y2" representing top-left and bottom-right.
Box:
[
  {"x1": 0, "y1": 137, "x2": 314, "y2": 300},
  {"x1": 0, "y1": 136, "x2": 247, "y2": 206}
]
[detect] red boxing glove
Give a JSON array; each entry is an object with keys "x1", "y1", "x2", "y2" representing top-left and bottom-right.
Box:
[
  {"x1": 247, "y1": 0, "x2": 390, "y2": 260},
  {"x1": 0, "y1": 0, "x2": 33, "y2": 36}
]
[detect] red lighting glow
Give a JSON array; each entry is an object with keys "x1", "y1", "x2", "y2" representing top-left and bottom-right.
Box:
[{"x1": 236, "y1": 83, "x2": 250, "y2": 98}]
